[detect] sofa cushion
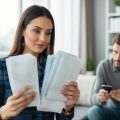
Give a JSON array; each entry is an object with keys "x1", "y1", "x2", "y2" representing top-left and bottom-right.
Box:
[
  {"x1": 76, "y1": 75, "x2": 96, "y2": 106},
  {"x1": 72, "y1": 106, "x2": 89, "y2": 120}
]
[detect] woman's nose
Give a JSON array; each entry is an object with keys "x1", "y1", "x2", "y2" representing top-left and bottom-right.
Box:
[{"x1": 38, "y1": 33, "x2": 46, "y2": 42}]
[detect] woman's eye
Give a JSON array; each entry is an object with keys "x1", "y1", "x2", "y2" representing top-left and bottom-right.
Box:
[
  {"x1": 46, "y1": 32, "x2": 52, "y2": 36},
  {"x1": 33, "y1": 29, "x2": 40, "y2": 34}
]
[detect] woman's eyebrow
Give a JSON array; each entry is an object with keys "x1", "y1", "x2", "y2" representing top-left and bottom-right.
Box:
[{"x1": 34, "y1": 26, "x2": 52, "y2": 31}]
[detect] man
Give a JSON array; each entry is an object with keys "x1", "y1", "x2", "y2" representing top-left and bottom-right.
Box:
[{"x1": 88, "y1": 33, "x2": 120, "y2": 120}]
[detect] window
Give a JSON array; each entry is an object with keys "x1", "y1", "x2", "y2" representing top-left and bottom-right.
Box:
[{"x1": 0, "y1": 0, "x2": 20, "y2": 54}]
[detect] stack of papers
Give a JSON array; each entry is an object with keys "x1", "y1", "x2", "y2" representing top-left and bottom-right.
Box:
[
  {"x1": 6, "y1": 53, "x2": 40, "y2": 107},
  {"x1": 6, "y1": 51, "x2": 82, "y2": 113}
]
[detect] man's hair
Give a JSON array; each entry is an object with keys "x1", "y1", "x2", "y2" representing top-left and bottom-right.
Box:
[{"x1": 112, "y1": 33, "x2": 120, "y2": 45}]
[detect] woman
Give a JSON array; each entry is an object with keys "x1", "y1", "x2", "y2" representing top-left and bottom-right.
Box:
[{"x1": 0, "y1": 5, "x2": 80, "y2": 120}]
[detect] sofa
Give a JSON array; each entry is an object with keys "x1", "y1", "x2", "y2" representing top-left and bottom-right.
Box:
[{"x1": 72, "y1": 74, "x2": 96, "y2": 120}]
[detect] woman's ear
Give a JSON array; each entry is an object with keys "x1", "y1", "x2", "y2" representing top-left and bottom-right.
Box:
[{"x1": 22, "y1": 29, "x2": 26, "y2": 36}]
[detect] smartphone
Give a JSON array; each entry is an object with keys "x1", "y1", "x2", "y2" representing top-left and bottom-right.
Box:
[{"x1": 101, "y1": 85, "x2": 112, "y2": 93}]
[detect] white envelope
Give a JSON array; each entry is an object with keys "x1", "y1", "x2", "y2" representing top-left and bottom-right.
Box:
[
  {"x1": 43, "y1": 51, "x2": 82, "y2": 101},
  {"x1": 37, "y1": 96, "x2": 65, "y2": 113},
  {"x1": 6, "y1": 53, "x2": 40, "y2": 107},
  {"x1": 38, "y1": 55, "x2": 65, "y2": 113}
]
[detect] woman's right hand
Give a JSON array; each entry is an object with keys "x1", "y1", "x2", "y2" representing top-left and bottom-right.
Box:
[
  {"x1": 0, "y1": 85, "x2": 36, "y2": 120},
  {"x1": 99, "y1": 89, "x2": 110, "y2": 103}
]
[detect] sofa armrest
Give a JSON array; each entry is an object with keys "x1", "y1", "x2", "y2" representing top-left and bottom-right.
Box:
[
  {"x1": 72, "y1": 106, "x2": 89, "y2": 120},
  {"x1": 76, "y1": 74, "x2": 96, "y2": 106}
]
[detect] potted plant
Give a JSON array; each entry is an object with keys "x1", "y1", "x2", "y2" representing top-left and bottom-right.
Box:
[
  {"x1": 114, "y1": 0, "x2": 120, "y2": 13},
  {"x1": 86, "y1": 58, "x2": 95, "y2": 75}
]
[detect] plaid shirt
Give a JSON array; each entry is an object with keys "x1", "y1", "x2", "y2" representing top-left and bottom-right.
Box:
[{"x1": 0, "y1": 55, "x2": 73, "y2": 120}]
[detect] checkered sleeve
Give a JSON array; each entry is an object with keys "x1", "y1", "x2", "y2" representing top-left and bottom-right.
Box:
[{"x1": 0, "y1": 59, "x2": 5, "y2": 107}]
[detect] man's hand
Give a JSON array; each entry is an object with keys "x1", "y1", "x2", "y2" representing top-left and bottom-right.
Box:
[
  {"x1": 110, "y1": 89, "x2": 120, "y2": 101},
  {"x1": 99, "y1": 89, "x2": 110, "y2": 103},
  {"x1": 0, "y1": 86, "x2": 36, "y2": 120}
]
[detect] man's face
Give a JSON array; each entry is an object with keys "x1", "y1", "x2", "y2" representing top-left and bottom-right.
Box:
[{"x1": 113, "y1": 43, "x2": 120, "y2": 68}]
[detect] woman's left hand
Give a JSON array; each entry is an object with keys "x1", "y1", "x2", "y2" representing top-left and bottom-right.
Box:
[{"x1": 62, "y1": 81, "x2": 80, "y2": 111}]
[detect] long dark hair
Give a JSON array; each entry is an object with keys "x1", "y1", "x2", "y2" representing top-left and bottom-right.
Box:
[{"x1": 9, "y1": 5, "x2": 55, "y2": 56}]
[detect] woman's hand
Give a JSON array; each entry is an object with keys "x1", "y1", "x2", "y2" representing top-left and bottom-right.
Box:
[
  {"x1": 0, "y1": 86, "x2": 36, "y2": 120},
  {"x1": 62, "y1": 81, "x2": 80, "y2": 112}
]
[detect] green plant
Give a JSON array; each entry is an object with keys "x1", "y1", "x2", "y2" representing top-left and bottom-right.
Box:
[
  {"x1": 114, "y1": 0, "x2": 120, "y2": 6},
  {"x1": 86, "y1": 58, "x2": 95, "y2": 71}
]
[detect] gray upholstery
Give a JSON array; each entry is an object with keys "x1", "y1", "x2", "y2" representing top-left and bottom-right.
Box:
[{"x1": 72, "y1": 106, "x2": 89, "y2": 120}]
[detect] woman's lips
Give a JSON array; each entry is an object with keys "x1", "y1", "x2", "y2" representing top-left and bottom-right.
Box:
[{"x1": 36, "y1": 44, "x2": 45, "y2": 49}]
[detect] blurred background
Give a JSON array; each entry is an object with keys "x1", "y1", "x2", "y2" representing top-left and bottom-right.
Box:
[{"x1": 0, "y1": 0, "x2": 118, "y2": 74}]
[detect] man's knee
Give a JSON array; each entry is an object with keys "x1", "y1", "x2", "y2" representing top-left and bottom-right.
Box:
[
  {"x1": 88, "y1": 105, "x2": 104, "y2": 120},
  {"x1": 88, "y1": 105, "x2": 101, "y2": 115}
]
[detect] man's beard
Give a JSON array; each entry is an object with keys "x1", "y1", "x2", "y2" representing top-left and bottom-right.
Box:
[{"x1": 114, "y1": 60, "x2": 120, "y2": 70}]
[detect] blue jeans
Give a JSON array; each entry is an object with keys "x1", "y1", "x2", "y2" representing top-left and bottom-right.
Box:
[{"x1": 88, "y1": 105, "x2": 120, "y2": 120}]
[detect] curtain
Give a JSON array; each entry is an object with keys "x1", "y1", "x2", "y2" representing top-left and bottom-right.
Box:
[
  {"x1": 86, "y1": 0, "x2": 94, "y2": 60},
  {"x1": 79, "y1": 0, "x2": 87, "y2": 73},
  {"x1": 22, "y1": 0, "x2": 50, "y2": 11},
  {"x1": 79, "y1": 0, "x2": 95, "y2": 73},
  {"x1": 50, "y1": 0, "x2": 81, "y2": 57}
]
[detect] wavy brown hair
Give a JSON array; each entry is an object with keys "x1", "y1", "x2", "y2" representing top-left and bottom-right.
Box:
[{"x1": 9, "y1": 5, "x2": 55, "y2": 56}]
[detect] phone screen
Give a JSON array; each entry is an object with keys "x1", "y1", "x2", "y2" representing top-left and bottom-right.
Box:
[{"x1": 101, "y1": 85, "x2": 112, "y2": 93}]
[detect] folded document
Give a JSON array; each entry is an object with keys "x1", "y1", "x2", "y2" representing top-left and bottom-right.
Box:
[
  {"x1": 6, "y1": 53, "x2": 40, "y2": 107},
  {"x1": 42, "y1": 51, "x2": 81, "y2": 101},
  {"x1": 6, "y1": 51, "x2": 82, "y2": 113}
]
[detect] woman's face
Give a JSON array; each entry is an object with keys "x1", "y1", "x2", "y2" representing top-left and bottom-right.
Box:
[{"x1": 22, "y1": 16, "x2": 53, "y2": 57}]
